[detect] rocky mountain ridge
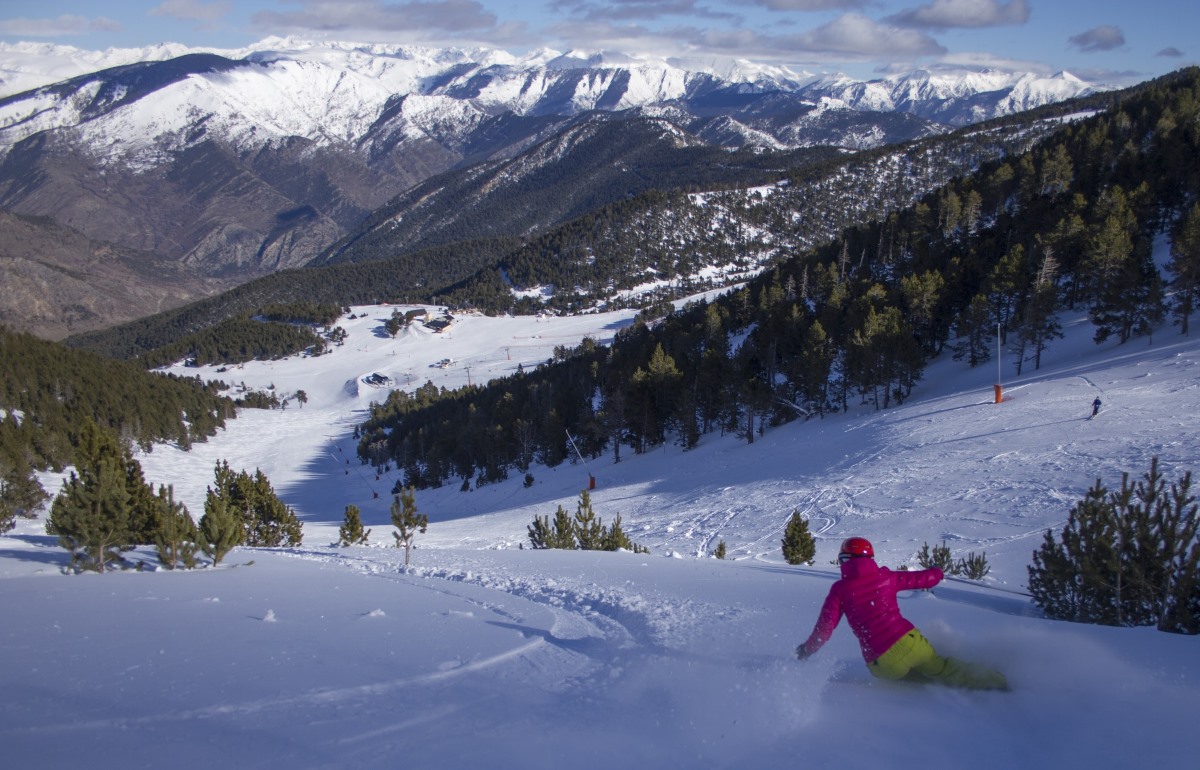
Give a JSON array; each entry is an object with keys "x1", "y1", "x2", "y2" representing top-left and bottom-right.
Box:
[{"x1": 0, "y1": 38, "x2": 1107, "y2": 338}]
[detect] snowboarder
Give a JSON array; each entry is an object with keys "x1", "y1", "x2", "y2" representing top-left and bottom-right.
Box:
[
  {"x1": 1091, "y1": 397, "x2": 1102, "y2": 417},
  {"x1": 795, "y1": 536, "x2": 1008, "y2": 690}
]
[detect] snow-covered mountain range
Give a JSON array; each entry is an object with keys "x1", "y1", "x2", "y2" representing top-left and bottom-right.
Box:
[
  {"x1": 0, "y1": 37, "x2": 1104, "y2": 154},
  {"x1": 0, "y1": 37, "x2": 1106, "y2": 336}
]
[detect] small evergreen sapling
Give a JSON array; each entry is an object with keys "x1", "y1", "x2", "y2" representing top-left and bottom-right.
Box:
[
  {"x1": 713, "y1": 540, "x2": 727, "y2": 560},
  {"x1": 956, "y1": 551, "x2": 991, "y2": 580},
  {"x1": 550, "y1": 505, "x2": 576, "y2": 548},
  {"x1": 916, "y1": 540, "x2": 955, "y2": 572},
  {"x1": 527, "y1": 492, "x2": 648, "y2": 553},
  {"x1": 781, "y1": 510, "x2": 816, "y2": 565},
  {"x1": 915, "y1": 540, "x2": 990, "y2": 579},
  {"x1": 602, "y1": 513, "x2": 633, "y2": 551},
  {"x1": 391, "y1": 486, "x2": 428, "y2": 566},
  {"x1": 198, "y1": 494, "x2": 242, "y2": 566},
  {"x1": 527, "y1": 505, "x2": 576, "y2": 549},
  {"x1": 526, "y1": 514, "x2": 552, "y2": 549},
  {"x1": 573, "y1": 489, "x2": 605, "y2": 550},
  {"x1": 338, "y1": 504, "x2": 371, "y2": 546}
]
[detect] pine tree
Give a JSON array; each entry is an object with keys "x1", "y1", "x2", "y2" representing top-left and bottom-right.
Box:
[
  {"x1": 1113, "y1": 458, "x2": 1200, "y2": 632},
  {"x1": 154, "y1": 485, "x2": 199, "y2": 570},
  {"x1": 1084, "y1": 188, "x2": 1165, "y2": 345},
  {"x1": 1167, "y1": 203, "x2": 1200, "y2": 335},
  {"x1": 124, "y1": 452, "x2": 164, "y2": 545},
  {"x1": 528, "y1": 506, "x2": 578, "y2": 549},
  {"x1": 956, "y1": 551, "x2": 991, "y2": 580},
  {"x1": 206, "y1": 461, "x2": 302, "y2": 548},
  {"x1": 391, "y1": 486, "x2": 428, "y2": 566},
  {"x1": 550, "y1": 505, "x2": 576, "y2": 548},
  {"x1": 46, "y1": 420, "x2": 135, "y2": 572},
  {"x1": 573, "y1": 489, "x2": 605, "y2": 550},
  {"x1": 602, "y1": 512, "x2": 633, "y2": 551},
  {"x1": 713, "y1": 540, "x2": 727, "y2": 560},
  {"x1": 794, "y1": 320, "x2": 832, "y2": 415},
  {"x1": 916, "y1": 541, "x2": 956, "y2": 572},
  {"x1": 781, "y1": 510, "x2": 816, "y2": 565},
  {"x1": 244, "y1": 469, "x2": 303, "y2": 547},
  {"x1": 338, "y1": 504, "x2": 370, "y2": 546},
  {"x1": 1011, "y1": 249, "x2": 1063, "y2": 373},
  {"x1": 1, "y1": 453, "x2": 48, "y2": 533},
  {"x1": 198, "y1": 493, "x2": 242, "y2": 566},
  {"x1": 527, "y1": 513, "x2": 555, "y2": 549},
  {"x1": 952, "y1": 294, "x2": 994, "y2": 368},
  {"x1": 1028, "y1": 458, "x2": 1200, "y2": 633}
]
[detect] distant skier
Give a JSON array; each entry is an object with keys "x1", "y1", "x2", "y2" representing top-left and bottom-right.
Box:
[
  {"x1": 794, "y1": 537, "x2": 1008, "y2": 690},
  {"x1": 1091, "y1": 397, "x2": 1102, "y2": 418}
]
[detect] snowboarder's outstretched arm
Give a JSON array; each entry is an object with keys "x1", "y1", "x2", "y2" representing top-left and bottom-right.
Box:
[
  {"x1": 796, "y1": 588, "x2": 843, "y2": 659},
  {"x1": 893, "y1": 566, "x2": 943, "y2": 592}
]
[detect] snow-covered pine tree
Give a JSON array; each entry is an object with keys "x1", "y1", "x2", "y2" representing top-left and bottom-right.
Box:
[{"x1": 781, "y1": 510, "x2": 816, "y2": 565}]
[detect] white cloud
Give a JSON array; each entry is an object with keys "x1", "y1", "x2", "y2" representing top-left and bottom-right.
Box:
[
  {"x1": 251, "y1": 0, "x2": 502, "y2": 35},
  {"x1": 540, "y1": 10, "x2": 946, "y2": 67},
  {"x1": 743, "y1": 0, "x2": 868, "y2": 10},
  {"x1": 913, "y1": 49, "x2": 1054, "y2": 75},
  {"x1": 1068, "y1": 25, "x2": 1125, "y2": 53},
  {"x1": 792, "y1": 13, "x2": 946, "y2": 57},
  {"x1": 887, "y1": 0, "x2": 1030, "y2": 29},
  {"x1": 552, "y1": 0, "x2": 738, "y2": 22},
  {"x1": 150, "y1": 0, "x2": 233, "y2": 24},
  {"x1": 0, "y1": 14, "x2": 121, "y2": 38}
]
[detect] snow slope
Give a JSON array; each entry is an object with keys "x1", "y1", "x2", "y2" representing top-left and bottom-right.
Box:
[{"x1": 3, "y1": 293, "x2": 1199, "y2": 767}]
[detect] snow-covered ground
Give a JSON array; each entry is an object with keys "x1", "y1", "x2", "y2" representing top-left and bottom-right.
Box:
[{"x1": 3, "y1": 298, "x2": 1199, "y2": 768}]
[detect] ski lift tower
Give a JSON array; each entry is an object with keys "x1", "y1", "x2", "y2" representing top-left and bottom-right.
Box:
[{"x1": 994, "y1": 323, "x2": 1003, "y2": 403}]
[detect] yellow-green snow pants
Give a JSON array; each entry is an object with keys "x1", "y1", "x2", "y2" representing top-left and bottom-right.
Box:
[{"x1": 868, "y1": 629, "x2": 1008, "y2": 690}]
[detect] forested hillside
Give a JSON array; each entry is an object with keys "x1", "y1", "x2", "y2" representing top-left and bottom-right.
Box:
[
  {"x1": 0, "y1": 327, "x2": 235, "y2": 474},
  {"x1": 355, "y1": 68, "x2": 1200, "y2": 491},
  {"x1": 439, "y1": 110, "x2": 1070, "y2": 314},
  {"x1": 316, "y1": 114, "x2": 844, "y2": 266}
]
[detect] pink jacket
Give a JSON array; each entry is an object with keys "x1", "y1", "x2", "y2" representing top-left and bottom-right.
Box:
[{"x1": 799, "y1": 557, "x2": 943, "y2": 662}]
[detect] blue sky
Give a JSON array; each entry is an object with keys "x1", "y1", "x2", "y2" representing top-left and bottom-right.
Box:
[{"x1": 0, "y1": 0, "x2": 1195, "y2": 84}]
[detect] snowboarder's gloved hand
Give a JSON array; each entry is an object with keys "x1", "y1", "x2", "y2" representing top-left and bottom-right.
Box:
[{"x1": 795, "y1": 644, "x2": 810, "y2": 660}]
